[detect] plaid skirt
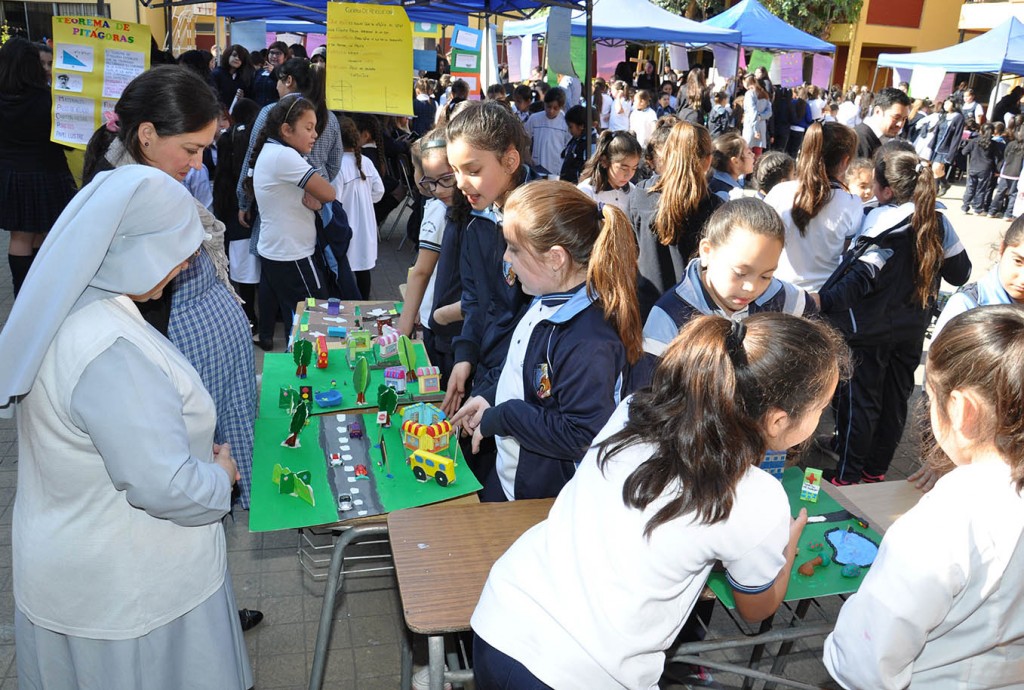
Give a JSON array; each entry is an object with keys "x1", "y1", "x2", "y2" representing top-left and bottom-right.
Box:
[{"x1": 0, "y1": 168, "x2": 77, "y2": 234}]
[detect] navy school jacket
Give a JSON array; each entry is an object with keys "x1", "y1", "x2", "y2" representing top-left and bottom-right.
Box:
[
  {"x1": 452, "y1": 167, "x2": 541, "y2": 395},
  {"x1": 819, "y1": 202, "x2": 972, "y2": 345},
  {"x1": 478, "y1": 286, "x2": 648, "y2": 500},
  {"x1": 643, "y1": 258, "x2": 816, "y2": 353},
  {"x1": 426, "y1": 214, "x2": 465, "y2": 355}
]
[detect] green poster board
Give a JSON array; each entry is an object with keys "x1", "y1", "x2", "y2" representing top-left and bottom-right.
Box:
[
  {"x1": 570, "y1": 36, "x2": 588, "y2": 83},
  {"x1": 747, "y1": 49, "x2": 774, "y2": 75},
  {"x1": 707, "y1": 467, "x2": 883, "y2": 607},
  {"x1": 250, "y1": 339, "x2": 480, "y2": 532}
]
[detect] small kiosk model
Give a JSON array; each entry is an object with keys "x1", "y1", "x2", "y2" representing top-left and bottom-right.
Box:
[
  {"x1": 415, "y1": 366, "x2": 441, "y2": 394},
  {"x1": 400, "y1": 403, "x2": 452, "y2": 453},
  {"x1": 347, "y1": 329, "x2": 372, "y2": 359},
  {"x1": 377, "y1": 325, "x2": 400, "y2": 360},
  {"x1": 384, "y1": 366, "x2": 407, "y2": 394}
]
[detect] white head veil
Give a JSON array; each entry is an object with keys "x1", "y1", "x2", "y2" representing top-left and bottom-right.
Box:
[{"x1": 0, "y1": 166, "x2": 205, "y2": 416}]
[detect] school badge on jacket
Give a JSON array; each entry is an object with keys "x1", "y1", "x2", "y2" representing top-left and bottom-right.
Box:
[
  {"x1": 534, "y1": 362, "x2": 552, "y2": 399},
  {"x1": 503, "y1": 260, "x2": 518, "y2": 287}
]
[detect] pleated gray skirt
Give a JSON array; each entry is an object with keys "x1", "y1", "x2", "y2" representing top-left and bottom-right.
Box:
[{"x1": 15, "y1": 574, "x2": 253, "y2": 690}]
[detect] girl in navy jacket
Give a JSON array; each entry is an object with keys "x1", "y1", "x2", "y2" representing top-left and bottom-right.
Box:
[
  {"x1": 819, "y1": 149, "x2": 971, "y2": 485},
  {"x1": 452, "y1": 181, "x2": 644, "y2": 501},
  {"x1": 442, "y1": 102, "x2": 540, "y2": 417}
]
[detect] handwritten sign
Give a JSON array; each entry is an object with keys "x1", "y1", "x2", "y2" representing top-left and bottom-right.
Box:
[
  {"x1": 811, "y1": 54, "x2": 834, "y2": 88},
  {"x1": 50, "y1": 17, "x2": 150, "y2": 149},
  {"x1": 779, "y1": 51, "x2": 803, "y2": 88},
  {"x1": 326, "y1": 3, "x2": 413, "y2": 116}
]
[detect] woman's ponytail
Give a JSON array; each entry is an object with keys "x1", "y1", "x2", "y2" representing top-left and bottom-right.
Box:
[{"x1": 590, "y1": 203, "x2": 643, "y2": 363}]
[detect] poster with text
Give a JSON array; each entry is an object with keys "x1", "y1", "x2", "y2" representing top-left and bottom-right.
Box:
[
  {"x1": 327, "y1": 3, "x2": 413, "y2": 116},
  {"x1": 50, "y1": 16, "x2": 150, "y2": 149}
]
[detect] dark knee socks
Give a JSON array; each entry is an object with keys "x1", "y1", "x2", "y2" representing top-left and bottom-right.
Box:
[{"x1": 8, "y1": 254, "x2": 34, "y2": 297}]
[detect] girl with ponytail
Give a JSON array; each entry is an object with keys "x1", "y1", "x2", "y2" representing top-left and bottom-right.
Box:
[
  {"x1": 472, "y1": 312, "x2": 849, "y2": 689},
  {"x1": 451, "y1": 180, "x2": 644, "y2": 502},
  {"x1": 764, "y1": 120, "x2": 862, "y2": 291},
  {"x1": 818, "y1": 149, "x2": 972, "y2": 486}
]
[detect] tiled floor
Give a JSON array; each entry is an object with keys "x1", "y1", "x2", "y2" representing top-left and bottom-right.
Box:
[{"x1": 0, "y1": 182, "x2": 1011, "y2": 689}]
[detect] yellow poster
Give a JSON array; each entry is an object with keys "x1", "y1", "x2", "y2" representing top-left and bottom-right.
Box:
[
  {"x1": 327, "y1": 3, "x2": 413, "y2": 116},
  {"x1": 50, "y1": 17, "x2": 150, "y2": 150}
]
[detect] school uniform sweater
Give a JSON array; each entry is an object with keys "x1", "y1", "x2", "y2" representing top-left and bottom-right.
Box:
[
  {"x1": 559, "y1": 131, "x2": 592, "y2": 184},
  {"x1": 709, "y1": 170, "x2": 744, "y2": 202},
  {"x1": 1000, "y1": 141, "x2": 1024, "y2": 179},
  {"x1": 644, "y1": 258, "x2": 816, "y2": 353},
  {"x1": 628, "y1": 177, "x2": 724, "y2": 318},
  {"x1": 962, "y1": 137, "x2": 1005, "y2": 175},
  {"x1": 932, "y1": 266, "x2": 1017, "y2": 338},
  {"x1": 479, "y1": 286, "x2": 629, "y2": 500},
  {"x1": 819, "y1": 202, "x2": 971, "y2": 345},
  {"x1": 427, "y1": 214, "x2": 465, "y2": 353}
]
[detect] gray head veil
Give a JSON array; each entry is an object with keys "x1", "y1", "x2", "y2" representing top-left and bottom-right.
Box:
[{"x1": 0, "y1": 166, "x2": 205, "y2": 416}]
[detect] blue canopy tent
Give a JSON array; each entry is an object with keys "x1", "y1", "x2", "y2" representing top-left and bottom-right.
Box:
[
  {"x1": 702, "y1": 0, "x2": 834, "y2": 53},
  {"x1": 213, "y1": 0, "x2": 464, "y2": 25},
  {"x1": 502, "y1": 0, "x2": 741, "y2": 45},
  {"x1": 877, "y1": 17, "x2": 1024, "y2": 117},
  {"x1": 266, "y1": 20, "x2": 327, "y2": 33},
  {"x1": 877, "y1": 17, "x2": 1024, "y2": 75}
]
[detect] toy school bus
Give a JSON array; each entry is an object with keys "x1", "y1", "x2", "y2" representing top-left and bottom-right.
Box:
[
  {"x1": 315, "y1": 335, "x2": 329, "y2": 368},
  {"x1": 408, "y1": 449, "x2": 456, "y2": 487}
]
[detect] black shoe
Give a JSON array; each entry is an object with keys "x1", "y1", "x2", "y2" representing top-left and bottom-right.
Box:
[
  {"x1": 239, "y1": 608, "x2": 264, "y2": 631},
  {"x1": 254, "y1": 337, "x2": 274, "y2": 352}
]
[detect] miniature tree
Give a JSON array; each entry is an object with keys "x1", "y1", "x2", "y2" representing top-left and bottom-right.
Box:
[
  {"x1": 397, "y1": 335, "x2": 418, "y2": 382},
  {"x1": 377, "y1": 384, "x2": 399, "y2": 427},
  {"x1": 353, "y1": 356, "x2": 370, "y2": 404},
  {"x1": 282, "y1": 400, "x2": 309, "y2": 447},
  {"x1": 293, "y1": 338, "x2": 313, "y2": 378}
]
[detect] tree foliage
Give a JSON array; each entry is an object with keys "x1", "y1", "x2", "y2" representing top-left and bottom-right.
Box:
[{"x1": 653, "y1": 0, "x2": 863, "y2": 39}]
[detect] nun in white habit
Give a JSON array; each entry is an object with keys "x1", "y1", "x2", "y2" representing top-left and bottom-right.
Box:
[{"x1": 0, "y1": 166, "x2": 253, "y2": 689}]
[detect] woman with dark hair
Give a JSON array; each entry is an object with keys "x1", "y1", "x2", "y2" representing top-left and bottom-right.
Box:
[
  {"x1": 636, "y1": 60, "x2": 658, "y2": 91},
  {"x1": 211, "y1": 44, "x2": 255, "y2": 108},
  {"x1": 0, "y1": 36, "x2": 77, "y2": 296},
  {"x1": 83, "y1": 66, "x2": 261, "y2": 524}
]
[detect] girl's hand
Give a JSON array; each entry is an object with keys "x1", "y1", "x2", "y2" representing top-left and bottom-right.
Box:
[
  {"x1": 441, "y1": 362, "x2": 471, "y2": 416},
  {"x1": 788, "y1": 508, "x2": 808, "y2": 559},
  {"x1": 810, "y1": 293, "x2": 822, "y2": 310},
  {"x1": 907, "y1": 465, "x2": 939, "y2": 492},
  {"x1": 450, "y1": 396, "x2": 490, "y2": 436},
  {"x1": 213, "y1": 443, "x2": 240, "y2": 485},
  {"x1": 238, "y1": 210, "x2": 251, "y2": 229},
  {"x1": 396, "y1": 311, "x2": 417, "y2": 338},
  {"x1": 302, "y1": 192, "x2": 323, "y2": 211},
  {"x1": 471, "y1": 425, "x2": 485, "y2": 454}
]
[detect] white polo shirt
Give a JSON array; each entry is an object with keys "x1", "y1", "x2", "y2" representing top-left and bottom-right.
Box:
[
  {"x1": 417, "y1": 198, "x2": 448, "y2": 328},
  {"x1": 472, "y1": 400, "x2": 790, "y2": 689},
  {"x1": 254, "y1": 140, "x2": 317, "y2": 261}
]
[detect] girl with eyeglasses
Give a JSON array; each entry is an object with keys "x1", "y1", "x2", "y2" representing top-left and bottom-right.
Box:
[{"x1": 396, "y1": 130, "x2": 463, "y2": 384}]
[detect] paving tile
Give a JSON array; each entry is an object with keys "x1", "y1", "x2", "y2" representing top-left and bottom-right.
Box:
[
  {"x1": 352, "y1": 643, "x2": 402, "y2": 679},
  {"x1": 256, "y1": 594, "x2": 306, "y2": 626},
  {"x1": 304, "y1": 618, "x2": 352, "y2": 650},
  {"x1": 349, "y1": 614, "x2": 400, "y2": 647},
  {"x1": 257, "y1": 621, "x2": 307, "y2": 657},
  {"x1": 255, "y1": 651, "x2": 308, "y2": 689}
]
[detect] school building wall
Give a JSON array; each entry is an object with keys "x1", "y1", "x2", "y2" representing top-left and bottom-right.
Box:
[{"x1": 828, "y1": 0, "x2": 966, "y2": 90}]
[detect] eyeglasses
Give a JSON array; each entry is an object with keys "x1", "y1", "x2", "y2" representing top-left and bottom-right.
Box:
[
  {"x1": 417, "y1": 173, "x2": 457, "y2": 194},
  {"x1": 268, "y1": 49, "x2": 284, "y2": 57}
]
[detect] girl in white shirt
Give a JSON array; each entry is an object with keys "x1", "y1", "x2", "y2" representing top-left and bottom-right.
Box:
[
  {"x1": 608, "y1": 80, "x2": 632, "y2": 132},
  {"x1": 629, "y1": 90, "x2": 658, "y2": 148},
  {"x1": 472, "y1": 312, "x2": 849, "y2": 689},
  {"x1": 577, "y1": 129, "x2": 642, "y2": 217},
  {"x1": 825, "y1": 304, "x2": 1024, "y2": 688},
  {"x1": 249, "y1": 96, "x2": 336, "y2": 346},
  {"x1": 764, "y1": 121, "x2": 863, "y2": 291},
  {"x1": 333, "y1": 115, "x2": 384, "y2": 299}
]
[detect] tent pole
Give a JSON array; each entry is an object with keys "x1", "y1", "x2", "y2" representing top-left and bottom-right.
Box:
[
  {"x1": 989, "y1": 70, "x2": 1003, "y2": 121},
  {"x1": 584, "y1": 0, "x2": 593, "y2": 146},
  {"x1": 870, "y1": 64, "x2": 879, "y2": 93}
]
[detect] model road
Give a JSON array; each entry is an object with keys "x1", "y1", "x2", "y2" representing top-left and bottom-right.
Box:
[{"x1": 319, "y1": 413, "x2": 384, "y2": 519}]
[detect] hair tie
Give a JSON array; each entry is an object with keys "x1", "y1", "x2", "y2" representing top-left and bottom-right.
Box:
[
  {"x1": 103, "y1": 111, "x2": 120, "y2": 133},
  {"x1": 596, "y1": 201, "x2": 605, "y2": 221},
  {"x1": 915, "y1": 161, "x2": 926, "y2": 174},
  {"x1": 725, "y1": 319, "x2": 748, "y2": 367},
  {"x1": 419, "y1": 138, "x2": 446, "y2": 153}
]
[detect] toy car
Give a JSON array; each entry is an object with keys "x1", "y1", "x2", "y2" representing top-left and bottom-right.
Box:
[
  {"x1": 354, "y1": 464, "x2": 369, "y2": 479},
  {"x1": 338, "y1": 494, "x2": 353, "y2": 511},
  {"x1": 328, "y1": 453, "x2": 342, "y2": 467},
  {"x1": 348, "y1": 421, "x2": 364, "y2": 439}
]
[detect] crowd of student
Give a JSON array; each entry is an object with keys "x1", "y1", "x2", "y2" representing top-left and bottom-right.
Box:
[{"x1": 2, "y1": 33, "x2": 1024, "y2": 688}]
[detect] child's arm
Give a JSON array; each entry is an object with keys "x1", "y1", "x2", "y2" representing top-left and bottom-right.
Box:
[
  {"x1": 303, "y1": 172, "x2": 336, "y2": 205},
  {"x1": 364, "y1": 158, "x2": 386, "y2": 204},
  {"x1": 432, "y1": 301, "x2": 462, "y2": 326},
  {"x1": 818, "y1": 246, "x2": 890, "y2": 314},
  {"x1": 476, "y1": 339, "x2": 625, "y2": 459},
  {"x1": 397, "y1": 248, "x2": 441, "y2": 337},
  {"x1": 731, "y1": 509, "x2": 807, "y2": 623},
  {"x1": 938, "y1": 216, "x2": 972, "y2": 287}
]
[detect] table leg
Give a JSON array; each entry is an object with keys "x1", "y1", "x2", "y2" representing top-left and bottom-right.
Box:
[
  {"x1": 309, "y1": 524, "x2": 389, "y2": 690},
  {"x1": 400, "y1": 627, "x2": 414, "y2": 690},
  {"x1": 762, "y1": 599, "x2": 812, "y2": 690},
  {"x1": 428, "y1": 634, "x2": 446, "y2": 690}
]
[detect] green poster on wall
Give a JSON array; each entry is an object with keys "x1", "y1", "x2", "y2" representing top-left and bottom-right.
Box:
[
  {"x1": 748, "y1": 49, "x2": 774, "y2": 75},
  {"x1": 570, "y1": 36, "x2": 588, "y2": 82}
]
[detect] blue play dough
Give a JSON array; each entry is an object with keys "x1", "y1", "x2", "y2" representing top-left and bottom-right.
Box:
[{"x1": 825, "y1": 528, "x2": 879, "y2": 567}]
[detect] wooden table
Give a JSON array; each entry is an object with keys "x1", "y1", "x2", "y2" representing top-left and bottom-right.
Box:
[{"x1": 388, "y1": 499, "x2": 554, "y2": 690}]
